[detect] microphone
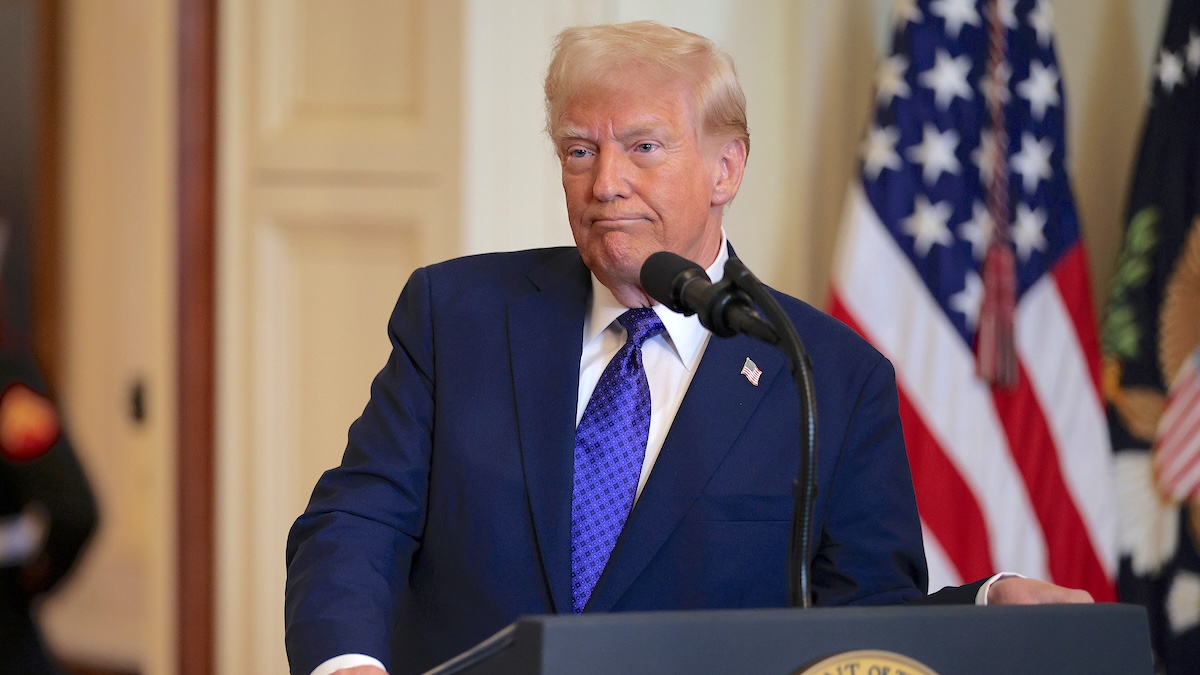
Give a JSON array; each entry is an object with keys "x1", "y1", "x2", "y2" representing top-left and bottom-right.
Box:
[{"x1": 640, "y1": 251, "x2": 778, "y2": 344}]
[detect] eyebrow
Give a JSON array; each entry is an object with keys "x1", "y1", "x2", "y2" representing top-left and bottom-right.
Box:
[
  {"x1": 554, "y1": 116, "x2": 677, "y2": 146},
  {"x1": 615, "y1": 124, "x2": 673, "y2": 143},
  {"x1": 554, "y1": 126, "x2": 592, "y2": 144}
]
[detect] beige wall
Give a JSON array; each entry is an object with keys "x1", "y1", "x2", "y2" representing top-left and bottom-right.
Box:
[
  {"x1": 42, "y1": 0, "x2": 177, "y2": 672},
  {"x1": 1055, "y1": 0, "x2": 1169, "y2": 315},
  {"x1": 44, "y1": 1, "x2": 1169, "y2": 672}
]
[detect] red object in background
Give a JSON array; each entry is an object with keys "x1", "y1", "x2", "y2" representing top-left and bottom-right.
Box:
[{"x1": 0, "y1": 384, "x2": 60, "y2": 461}]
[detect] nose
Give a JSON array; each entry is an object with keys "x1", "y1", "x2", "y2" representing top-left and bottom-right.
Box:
[{"x1": 592, "y1": 147, "x2": 630, "y2": 201}]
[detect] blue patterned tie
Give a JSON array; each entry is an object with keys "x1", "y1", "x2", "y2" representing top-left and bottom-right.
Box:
[{"x1": 570, "y1": 307, "x2": 665, "y2": 614}]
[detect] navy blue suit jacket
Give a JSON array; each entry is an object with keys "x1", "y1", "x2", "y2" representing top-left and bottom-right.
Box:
[{"x1": 285, "y1": 247, "x2": 961, "y2": 674}]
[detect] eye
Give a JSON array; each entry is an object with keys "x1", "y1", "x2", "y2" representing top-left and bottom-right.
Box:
[
  {"x1": 635, "y1": 143, "x2": 657, "y2": 153},
  {"x1": 567, "y1": 147, "x2": 592, "y2": 159}
]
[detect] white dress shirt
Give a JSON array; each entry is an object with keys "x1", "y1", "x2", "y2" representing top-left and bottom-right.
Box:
[{"x1": 575, "y1": 240, "x2": 727, "y2": 499}]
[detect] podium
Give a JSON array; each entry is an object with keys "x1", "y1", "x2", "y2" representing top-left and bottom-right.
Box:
[{"x1": 427, "y1": 604, "x2": 1151, "y2": 674}]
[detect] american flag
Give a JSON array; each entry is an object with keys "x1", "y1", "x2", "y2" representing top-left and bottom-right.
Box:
[
  {"x1": 830, "y1": 0, "x2": 1116, "y2": 600},
  {"x1": 740, "y1": 357, "x2": 762, "y2": 387},
  {"x1": 1105, "y1": 2, "x2": 1200, "y2": 667}
]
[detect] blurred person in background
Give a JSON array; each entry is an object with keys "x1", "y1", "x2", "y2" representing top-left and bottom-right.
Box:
[
  {"x1": 0, "y1": 345, "x2": 98, "y2": 672},
  {"x1": 0, "y1": 4, "x2": 99, "y2": 668}
]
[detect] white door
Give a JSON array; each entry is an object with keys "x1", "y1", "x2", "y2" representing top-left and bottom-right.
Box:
[{"x1": 216, "y1": 1, "x2": 462, "y2": 672}]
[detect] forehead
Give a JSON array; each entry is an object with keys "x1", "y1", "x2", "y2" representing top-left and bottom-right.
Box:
[{"x1": 554, "y1": 78, "x2": 698, "y2": 142}]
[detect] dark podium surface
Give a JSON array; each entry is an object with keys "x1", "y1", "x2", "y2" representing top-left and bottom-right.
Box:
[{"x1": 428, "y1": 604, "x2": 1152, "y2": 674}]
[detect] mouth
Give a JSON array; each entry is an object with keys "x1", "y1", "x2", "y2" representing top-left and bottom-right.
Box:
[{"x1": 589, "y1": 217, "x2": 649, "y2": 228}]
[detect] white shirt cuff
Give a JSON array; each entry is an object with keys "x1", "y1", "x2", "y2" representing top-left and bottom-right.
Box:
[
  {"x1": 975, "y1": 572, "x2": 1023, "y2": 605},
  {"x1": 310, "y1": 653, "x2": 387, "y2": 675}
]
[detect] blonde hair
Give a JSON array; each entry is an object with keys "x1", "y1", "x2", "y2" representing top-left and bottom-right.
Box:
[{"x1": 544, "y1": 21, "x2": 749, "y2": 154}]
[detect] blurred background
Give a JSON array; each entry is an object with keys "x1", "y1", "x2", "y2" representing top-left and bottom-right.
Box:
[{"x1": 0, "y1": 0, "x2": 1172, "y2": 673}]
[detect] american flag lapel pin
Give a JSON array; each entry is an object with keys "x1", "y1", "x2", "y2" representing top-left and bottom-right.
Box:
[{"x1": 740, "y1": 357, "x2": 762, "y2": 387}]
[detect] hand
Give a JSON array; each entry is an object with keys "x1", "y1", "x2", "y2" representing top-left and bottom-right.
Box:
[
  {"x1": 987, "y1": 577, "x2": 1094, "y2": 604},
  {"x1": 332, "y1": 668, "x2": 388, "y2": 675}
]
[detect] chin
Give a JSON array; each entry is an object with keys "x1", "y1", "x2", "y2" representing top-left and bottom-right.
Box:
[{"x1": 582, "y1": 240, "x2": 649, "y2": 289}]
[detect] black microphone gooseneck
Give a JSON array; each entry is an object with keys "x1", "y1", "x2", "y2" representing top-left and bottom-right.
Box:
[
  {"x1": 723, "y1": 257, "x2": 818, "y2": 609},
  {"x1": 640, "y1": 251, "x2": 818, "y2": 609}
]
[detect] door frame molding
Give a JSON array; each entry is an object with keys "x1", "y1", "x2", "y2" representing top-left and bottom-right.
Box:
[{"x1": 177, "y1": 1, "x2": 216, "y2": 673}]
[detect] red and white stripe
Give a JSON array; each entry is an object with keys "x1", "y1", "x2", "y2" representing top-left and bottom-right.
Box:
[
  {"x1": 830, "y1": 184, "x2": 1117, "y2": 599},
  {"x1": 1155, "y1": 353, "x2": 1200, "y2": 501}
]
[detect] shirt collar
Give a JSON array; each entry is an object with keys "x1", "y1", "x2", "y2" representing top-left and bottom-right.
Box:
[{"x1": 583, "y1": 231, "x2": 728, "y2": 371}]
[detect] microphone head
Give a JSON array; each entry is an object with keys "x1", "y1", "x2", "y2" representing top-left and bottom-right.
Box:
[{"x1": 640, "y1": 251, "x2": 708, "y2": 314}]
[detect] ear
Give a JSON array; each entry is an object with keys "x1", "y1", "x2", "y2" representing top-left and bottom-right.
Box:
[{"x1": 710, "y1": 138, "x2": 747, "y2": 207}]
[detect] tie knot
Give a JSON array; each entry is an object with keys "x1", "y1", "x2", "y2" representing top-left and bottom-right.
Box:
[{"x1": 617, "y1": 308, "x2": 665, "y2": 348}]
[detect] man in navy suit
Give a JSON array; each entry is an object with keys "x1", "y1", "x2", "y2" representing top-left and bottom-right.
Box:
[{"x1": 284, "y1": 21, "x2": 1090, "y2": 675}]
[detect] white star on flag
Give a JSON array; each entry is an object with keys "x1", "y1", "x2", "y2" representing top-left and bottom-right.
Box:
[
  {"x1": 1158, "y1": 48, "x2": 1186, "y2": 93},
  {"x1": 1011, "y1": 132, "x2": 1053, "y2": 194},
  {"x1": 996, "y1": 0, "x2": 1017, "y2": 29},
  {"x1": 920, "y1": 49, "x2": 974, "y2": 109},
  {"x1": 1012, "y1": 203, "x2": 1048, "y2": 261},
  {"x1": 958, "y1": 201, "x2": 994, "y2": 260},
  {"x1": 862, "y1": 126, "x2": 903, "y2": 179},
  {"x1": 972, "y1": 129, "x2": 998, "y2": 187},
  {"x1": 902, "y1": 194, "x2": 954, "y2": 256},
  {"x1": 907, "y1": 123, "x2": 962, "y2": 184},
  {"x1": 949, "y1": 271, "x2": 983, "y2": 329},
  {"x1": 930, "y1": 0, "x2": 980, "y2": 39},
  {"x1": 982, "y1": 61, "x2": 1012, "y2": 107},
  {"x1": 876, "y1": 55, "x2": 912, "y2": 105},
  {"x1": 1017, "y1": 61, "x2": 1061, "y2": 121},
  {"x1": 892, "y1": 0, "x2": 923, "y2": 29},
  {"x1": 1028, "y1": 0, "x2": 1054, "y2": 48}
]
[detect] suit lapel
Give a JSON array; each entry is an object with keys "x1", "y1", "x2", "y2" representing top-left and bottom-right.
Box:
[
  {"x1": 585, "y1": 331, "x2": 786, "y2": 611},
  {"x1": 508, "y1": 251, "x2": 590, "y2": 614}
]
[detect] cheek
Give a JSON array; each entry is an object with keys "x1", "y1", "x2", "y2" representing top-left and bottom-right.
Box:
[
  {"x1": 562, "y1": 170, "x2": 591, "y2": 199},
  {"x1": 658, "y1": 182, "x2": 709, "y2": 230}
]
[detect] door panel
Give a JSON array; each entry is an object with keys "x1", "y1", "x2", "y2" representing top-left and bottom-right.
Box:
[{"x1": 218, "y1": 1, "x2": 461, "y2": 672}]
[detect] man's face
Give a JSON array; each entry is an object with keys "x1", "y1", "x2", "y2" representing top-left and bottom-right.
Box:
[{"x1": 553, "y1": 72, "x2": 742, "y2": 301}]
